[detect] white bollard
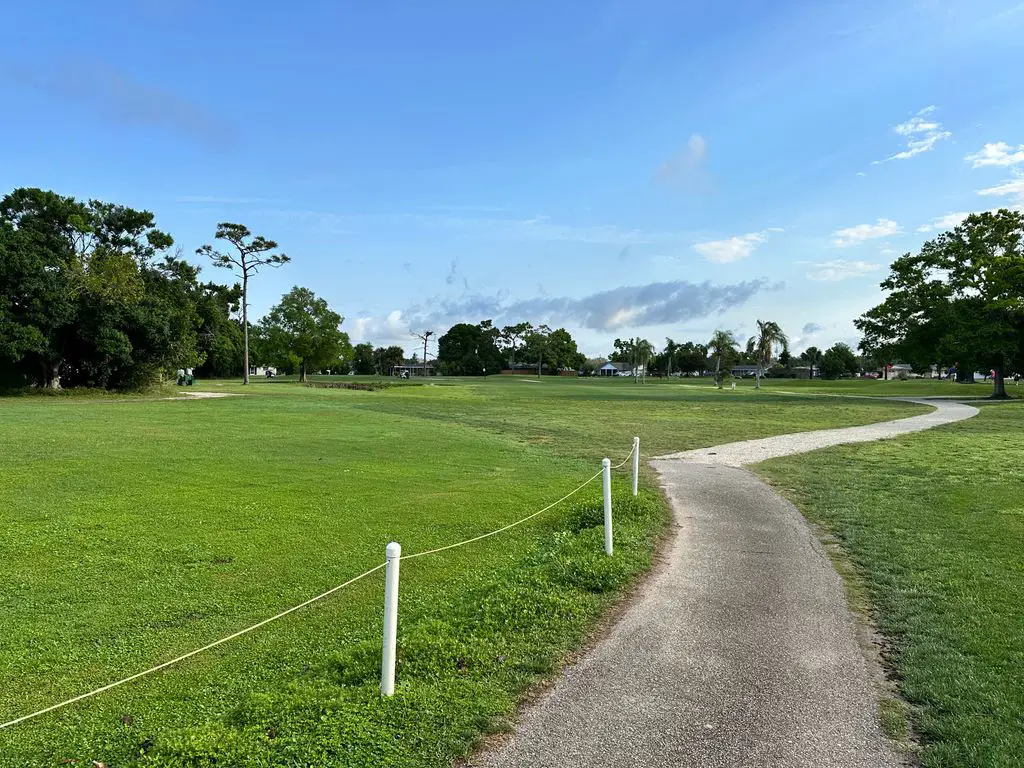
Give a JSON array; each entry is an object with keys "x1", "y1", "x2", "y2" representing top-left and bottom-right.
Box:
[
  {"x1": 381, "y1": 541, "x2": 401, "y2": 697},
  {"x1": 602, "y1": 458, "x2": 613, "y2": 556},
  {"x1": 631, "y1": 436, "x2": 640, "y2": 497}
]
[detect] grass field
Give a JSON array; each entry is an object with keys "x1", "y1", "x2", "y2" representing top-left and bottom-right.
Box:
[
  {"x1": 756, "y1": 402, "x2": 1024, "y2": 768},
  {"x1": 0, "y1": 378, "x2": 927, "y2": 766}
]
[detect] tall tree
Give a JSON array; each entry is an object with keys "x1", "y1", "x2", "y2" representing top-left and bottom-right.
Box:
[
  {"x1": 541, "y1": 327, "x2": 586, "y2": 372},
  {"x1": 747, "y1": 319, "x2": 788, "y2": 389},
  {"x1": 708, "y1": 329, "x2": 740, "y2": 389},
  {"x1": 258, "y1": 287, "x2": 349, "y2": 382},
  {"x1": 663, "y1": 338, "x2": 679, "y2": 377},
  {"x1": 352, "y1": 343, "x2": 375, "y2": 375},
  {"x1": 801, "y1": 346, "x2": 822, "y2": 379},
  {"x1": 856, "y1": 210, "x2": 1024, "y2": 398},
  {"x1": 820, "y1": 342, "x2": 859, "y2": 379},
  {"x1": 522, "y1": 324, "x2": 553, "y2": 376},
  {"x1": 499, "y1": 321, "x2": 533, "y2": 369},
  {"x1": 675, "y1": 342, "x2": 708, "y2": 376},
  {"x1": 197, "y1": 223, "x2": 289, "y2": 385},
  {"x1": 437, "y1": 323, "x2": 503, "y2": 375},
  {"x1": 374, "y1": 345, "x2": 406, "y2": 375}
]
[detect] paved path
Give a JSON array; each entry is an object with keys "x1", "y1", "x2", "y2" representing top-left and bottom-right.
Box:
[{"x1": 476, "y1": 399, "x2": 978, "y2": 768}]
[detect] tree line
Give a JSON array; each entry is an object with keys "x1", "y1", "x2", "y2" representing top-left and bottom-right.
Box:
[
  {"x1": 4, "y1": 186, "x2": 1020, "y2": 395},
  {"x1": 0, "y1": 187, "x2": 358, "y2": 389},
  {"x1": 599, "y1": 327, "x2": 858, "y2": 384},
  {"x1": 435, "y1": 321, "x2": 586, "y2": 376}
]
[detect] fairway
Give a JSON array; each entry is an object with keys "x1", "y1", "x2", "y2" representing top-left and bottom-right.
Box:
[
  {"x1": 0, "y1": 379, "x2": 926, "y2": 766},
  {"x1": 757, "y1": 402, "x2": 1024, "y2": 768}
]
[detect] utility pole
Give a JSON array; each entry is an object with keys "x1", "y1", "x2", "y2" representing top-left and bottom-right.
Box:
[{"x1": 412, "y1": 330, "x2": 433, "y2": 376}]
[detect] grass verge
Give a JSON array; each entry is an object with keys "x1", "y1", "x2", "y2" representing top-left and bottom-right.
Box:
[{"x1": 756, "y1": 403, "x2": 1024, "y2": 768}]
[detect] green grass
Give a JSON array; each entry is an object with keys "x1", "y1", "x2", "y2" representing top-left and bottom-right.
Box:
[
  {"x1": 0, "y1": 378, "x2": 926, "y2": 766},
  {"x1": 756, "y1": 403, "x2": 1024, "y2": 767}
]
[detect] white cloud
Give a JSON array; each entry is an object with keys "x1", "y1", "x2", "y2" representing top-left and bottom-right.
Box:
[
  {"x1": 916, "y1": 211, "x2": 970, "y2": 233},
  {"x1": 693, "y1": 228, "x2": 781, "y2": 264},
  {"x1": 874, "y1": 106, "x2": 951, "y2": 163},
  {"x1": 977, "y1": 177, "x2": 1024, "y2": 202},
  {"x1": 965, "y1": 142, "x2": 1024, "y2": 168},
  {"x1": 798, "y1": 260, "x2": 883, "y2": 282},
  {"x1": 352, "y1": 310, "x2": 412, "y2": 345},
  {"x1": 831, "y1": 218, "x2": 901, "y2": 247}
]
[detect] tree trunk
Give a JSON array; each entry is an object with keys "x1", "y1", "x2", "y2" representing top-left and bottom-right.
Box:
[
  {"x1": 991, "y1": 360, "x2": 1008, "y2": 399},
  {"x1": 755, "y1": 365, "x2": 762, "y2": 389},
  {"x1": 956, "y1": 368, "x2": 973, "y2": 384},
  {"x1": 242, "y1": 270, "x2": 250, "y2": 385},
  {"x1": 299, "y1": 361, "x2": 306, "y2": 383},
  {"x1": 716, "y1": 355, "x2": 723, "y2": 389},
  {"x1": 40, "y1": 360, "x2": 62, "y2": 389}
]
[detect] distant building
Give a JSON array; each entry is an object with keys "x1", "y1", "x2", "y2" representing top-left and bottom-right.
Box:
[
  {"x1": 249, "y1": 365, "x2": 277, "y2": 377},
  {"x1": 598, "y1": 361, "x2": 643, "y2": 377}
]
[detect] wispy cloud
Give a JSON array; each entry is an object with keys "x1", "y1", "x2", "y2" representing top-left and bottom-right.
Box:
[
  {"x1": 2, "y1": 57, "x2": 234, "y2": 147},
  {"x1": 445, "y1": 258, "x2": 459, "y2": 286},
  {"x1": 965, "y1": 142, "x2": 1024, "y2": 168},
  {"x1": 656, "y1": 133, "x2": 708, "y2": 184},
  {"x1": 693, "y1": 228, "x2": 783, "y2": 264},
  {"x1": 916, "y1": 212, "x2": 970, "y2": 233},
  {"x1": 831, "y1": 218, "x2": 901, "y2": 247},
  {"x1": 802, "y1": 322, "x2": 824, "y2": 334},
  {"x1": 799, "y1": 260, "x2": 883, "y2": 282},
  {"x1": 873, "y1": 106, "x2": 951, "y2": 163},
  {"x1": 977, "y1": 176, "x2": 1024, "y2": 204},
  {"x1": 410, "y1": 213, "x2": 676, "y2": 245}
]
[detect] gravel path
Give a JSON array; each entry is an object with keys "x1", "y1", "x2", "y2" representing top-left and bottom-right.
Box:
[
  {"x1": 657, "y1": 398, "x2": 978, "y2": 466},
  {"x1": 476, "y1": 398, "x2": 978, "y2": 768}
]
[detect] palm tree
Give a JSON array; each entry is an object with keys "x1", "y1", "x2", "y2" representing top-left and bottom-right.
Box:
[
  {"x1": 708, "y1": 329, "x2": 739, "y2": 389},
  {"x1": 629, "y1": 337, "x2": 655, "y2": 383},
  {"x1": 803, "y1": 346, "x2": 822, "y2": 379},
  {"x1": 747, "y1": 320, "x2": 788, "y2": 389},
  {"x1": 664, "y1": 338, "x2": 679, "y2": 378}
]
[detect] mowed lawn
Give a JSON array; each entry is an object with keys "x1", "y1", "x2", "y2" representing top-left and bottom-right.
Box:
[
  {"x1": 0, "y1": 379, "x2": 924, "y2": 766},
  {"x1": 757, "y1": 402, "x2": 1024, "y2": 768}
]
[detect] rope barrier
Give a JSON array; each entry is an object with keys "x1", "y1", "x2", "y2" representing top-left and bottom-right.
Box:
[
  {"x1": 401, "y1": 469, "x2": 604, "y2": 562},
  {"x1": 0, "y1": 443, "x2": 638, "y2": 731},
  {"x1": 0, "y1": 563, "x2": 386, "y2": 731}
]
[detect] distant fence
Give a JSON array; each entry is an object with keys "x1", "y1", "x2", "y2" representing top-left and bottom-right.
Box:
[{"x1": 1, "y1": 438, "x2": 642, "y2": 727}]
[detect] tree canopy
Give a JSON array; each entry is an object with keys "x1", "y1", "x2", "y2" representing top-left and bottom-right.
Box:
[
  {"x1": 0, "y1": 187, "x2": 231, "y2": 389},
  {"x1": 258, "y1": 287, "x2": 351, "y2": 382},
  {"x1": 436, "y1": 322, "x2": 504, "y2": 375},
  {"x1": 856, "y1": 209, "x2": 1024, "y2": 397},
  {"x1": 820, "y1": 342, "x2": 858, "y2": 379}
]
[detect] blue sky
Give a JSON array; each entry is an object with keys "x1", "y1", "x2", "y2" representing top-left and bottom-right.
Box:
[{"x1": 3, "y1": 0, "x2": 1024, "y2": 358}]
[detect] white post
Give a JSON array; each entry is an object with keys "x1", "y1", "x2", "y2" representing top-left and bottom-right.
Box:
[
  {"x1": 602, "y1": 458, "x2": 613, "y2": 556},
  {"x1": 631, "y1": 436, "x2": 640, "y2": 497},
  {"x1": 381, "y1": 541, "x2": 401, "y2": 697}
]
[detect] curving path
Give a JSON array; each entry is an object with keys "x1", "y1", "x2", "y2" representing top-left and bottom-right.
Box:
[{"x1": 476, "y1": 398, "x2": 978, "y2": 768}]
